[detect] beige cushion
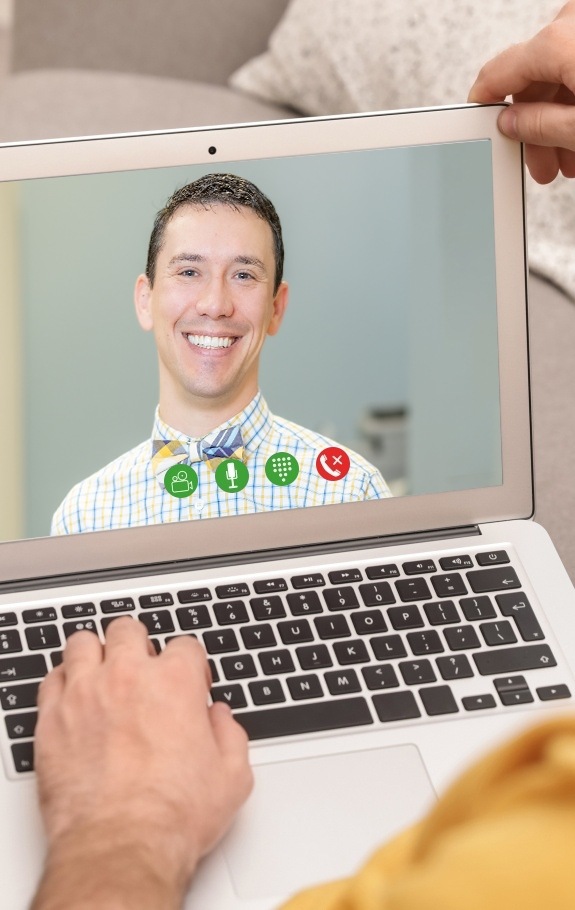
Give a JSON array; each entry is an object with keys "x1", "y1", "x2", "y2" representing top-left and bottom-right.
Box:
[
  {"x1": 231, "y1": 0, "x2": 575, "y2": 301},
  {"x1": 0, "y1": 70, "x2": 294, "y2": 143}
]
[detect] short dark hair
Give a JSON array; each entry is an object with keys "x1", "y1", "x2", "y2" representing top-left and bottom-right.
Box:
[{"x1": 145, "y1": 173, "x2": 284, "y2": 293}]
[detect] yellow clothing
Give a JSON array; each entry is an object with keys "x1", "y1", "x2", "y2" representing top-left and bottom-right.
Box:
[{"x1": 280, "y1": 718, "x2": 575, "y2": 910}]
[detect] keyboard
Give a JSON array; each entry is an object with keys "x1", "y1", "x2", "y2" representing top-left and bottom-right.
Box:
[{"x1": 0, "y1": 545, "x2": 571, "y2": 777}]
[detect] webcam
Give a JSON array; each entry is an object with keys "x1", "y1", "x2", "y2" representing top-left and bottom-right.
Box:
[{"x1": 208, "y1": 146, "x2": 217, "y2": 156}]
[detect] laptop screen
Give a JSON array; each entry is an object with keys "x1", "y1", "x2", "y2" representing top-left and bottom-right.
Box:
[{"x1": 0, "y1": 107, "x2": 531, "y2": 581}]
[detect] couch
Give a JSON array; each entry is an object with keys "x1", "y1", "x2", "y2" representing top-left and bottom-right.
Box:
[{"x1": 1, "y1": 0, "x2": 574, "y2": 580}]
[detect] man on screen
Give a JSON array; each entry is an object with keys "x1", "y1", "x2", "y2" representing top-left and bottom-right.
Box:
[{"x1": 51, "y1": 173, "x2": 391, "y2": 534}]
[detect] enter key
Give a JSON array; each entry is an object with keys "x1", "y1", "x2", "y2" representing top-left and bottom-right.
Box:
[{"x1": 496, "y1": 592, "x2": 544, "y2": 642}]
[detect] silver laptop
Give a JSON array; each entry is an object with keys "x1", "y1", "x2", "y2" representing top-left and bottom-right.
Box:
[{"x1": 1, "y1": 104, "x2": 575, "y2": 909}]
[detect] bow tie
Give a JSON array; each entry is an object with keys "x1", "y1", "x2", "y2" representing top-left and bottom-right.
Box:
[{"x1": 152, "y1": 425, "x2": 245, "y2": 487}]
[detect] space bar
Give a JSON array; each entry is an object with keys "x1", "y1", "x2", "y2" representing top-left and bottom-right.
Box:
[{"x1": 235, "y1": 697, "x2": 373, "y2": 741}]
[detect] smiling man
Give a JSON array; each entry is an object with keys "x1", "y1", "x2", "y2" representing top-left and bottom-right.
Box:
[{"x1": 51, "y1": 174, "x2": 391, "y2": 534}]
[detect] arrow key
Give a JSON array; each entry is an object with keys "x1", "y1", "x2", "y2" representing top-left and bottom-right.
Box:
[{"x1": 537, "y1": 684, "x2": 571, "y2": 701}]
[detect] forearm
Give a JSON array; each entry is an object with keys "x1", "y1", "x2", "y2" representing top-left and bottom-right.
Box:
[{"x1": 30, "y1": 822, "x2": 193, "y2": 910}]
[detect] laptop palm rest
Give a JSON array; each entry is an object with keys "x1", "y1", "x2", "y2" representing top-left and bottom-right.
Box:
[{"x1": 221, "y1": 744, "x2": 436, "y2": 900}]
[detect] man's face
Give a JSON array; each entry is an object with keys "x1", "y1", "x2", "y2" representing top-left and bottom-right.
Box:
[{"x1": 135, "y1": 203, "x2": 288, "y2": 420}]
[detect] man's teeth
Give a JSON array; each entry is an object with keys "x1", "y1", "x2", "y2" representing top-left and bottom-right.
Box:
[{"x1": 187, "y1": 334, "x2": 234, "y2": 349}]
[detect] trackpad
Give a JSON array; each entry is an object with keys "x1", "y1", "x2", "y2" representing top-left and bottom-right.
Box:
[{"x1": 221, "y1": 744, "x2": 436, "y2": 900}]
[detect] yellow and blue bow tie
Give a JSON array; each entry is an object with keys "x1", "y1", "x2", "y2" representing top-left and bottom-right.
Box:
[{"x1": 152, "y1": 425, "x2": 245, "y2": 487}]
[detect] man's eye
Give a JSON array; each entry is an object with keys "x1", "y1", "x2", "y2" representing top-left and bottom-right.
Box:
[
  {"x1": 236, "y1": 271, "x2": 254, "y2": 281},
  {"x1": 180, "y1": 269, "x2": 198, "y2": 277}
]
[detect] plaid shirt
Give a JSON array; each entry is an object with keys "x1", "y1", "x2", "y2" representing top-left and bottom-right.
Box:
[{"x1": 51, "y1": 393, "x2": 392, "y2": 535}]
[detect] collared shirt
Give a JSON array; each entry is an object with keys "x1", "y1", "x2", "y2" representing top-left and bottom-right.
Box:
[{"x1": 51, "y1": 393, "x2": 392, "y2": 535}]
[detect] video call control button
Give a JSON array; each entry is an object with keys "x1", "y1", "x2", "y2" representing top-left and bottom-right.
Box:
[
  {"x1": 316, "y1": 447, "x2": 350, "y2": 482},
  {"x1": 329, "y1": 569, "x2": 363, "y2": 584},
  {"x1": 215, "y1": 583, "x2": 250, "y2": 599},
  {"x1": 253, "y1": 578, "x2": 288, "y2": 594},
  {"x1": 23, "y1": 608, "x2": 58, "y2": 624},
  {"x1": 403, "y1": 560, "x2": 436, "y2": 575},
  {"x1": 61, "y1": 603, "x2": 97, "y2": 619},
  {"x1": 365, "y1": 564, "x2": 400, "y2": 580},
  {"x1": 291, "y1": 574, "x2": 325, "y2": 589},
  {"x1": 476, "y1": 550, "x2": 510, "y2": 567},
  {"x1": 140, "y1": 593, "x2": 174, "y2": 609},
  {"x1": 101, "y1": 598, "x2": 135, "y2": 614},
  {"x1": 177, "y1": 587, "x2": 212, "y2": 604},
  {"x1": 265, "y1": 453, "x2": 299, "y2": 486},
  {"x1": 0, "y1": 612, "x2": 18, "y2": 628}
]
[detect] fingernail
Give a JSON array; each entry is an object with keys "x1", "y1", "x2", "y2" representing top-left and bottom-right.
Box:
[{"x1": 499, "y1": 107, "x2": 517, "y2": 139}]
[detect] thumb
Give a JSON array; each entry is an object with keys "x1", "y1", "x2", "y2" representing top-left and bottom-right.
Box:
[{"x1": 499, "y1": 101, "x2": 575, "y2": 152}]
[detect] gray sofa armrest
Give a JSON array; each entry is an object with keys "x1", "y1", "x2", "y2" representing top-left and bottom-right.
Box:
[{"x1": 12, "y1": 0, "x2": 289, "y2": 85}]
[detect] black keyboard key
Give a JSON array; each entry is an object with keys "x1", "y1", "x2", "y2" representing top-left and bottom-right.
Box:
[
  {"x1": 315, "y1": 614, "x2": 351, "y2": 640},
  {"x1": 287, "y1": 591, "x2": 323, "y2": 616},
  {"x1": 176, "y1": 605, "x2": 212, "y2": 631},
  {"x1": 214, "y1": 601, "x2": 249, "y2": 625},
  {"x1": 0, "y1": 612, "x2": 17, "y2": 628},
  {"x1": 296, "y1": 644, "x2": 332, "y2": 671},
  {"x1": 493, "y1": 675, "x2": 528, "y2": 693},
  {"x1": 407, "y1": 630, "x2": 444, "y2": 656},
  {"x1": 259, "y1": 649, "x2": 295, "y2": 675},
  {"x1": 220, "y1": 654, "x2": 258, "y2": 680},
  {"x1": 436, "y1": 654, "x2": 474, "y2": 680},
  {"x1": 473, "y1": 644, "x2": 557, "y2": 676},
  {"x1": 480, "y1": 621, "x2": 517, "y2": 647},
  {"x1": 102, "y1": 616, "x2": 132, "y2": 634},
  {"x1": 63, "y1": 617, "x2": 99, "y2": 638},
  {"x1": 250, "y1": 596, "x2": 286, "y2": 621},
  {"x1": 287, "y1": 674, "x2": 323, "y2": 700},
  {"x1": 207, "y1": 659, "x2": 219, "y2": 683},
  {"x1": 139, "y1": 593, "x2": 174, "y2": 609},
  {"x1": 467, "y1": 567, "x2": 521, "y2": 594},
  {"x1": 460, "y1": 596, "x2": 496, "y2": 621},
  {"x1": 372, "y1": 690, "x2": 421, "y2": 722},
  {"x1": 399, "y1": 660, "x2": 436, "y2": 685},
  {"x1": 253, "y1": 578, "x2": 287, "y2": 594},
  {"x1": 396, "y1": 578, "x2": 431, "y2": 602},
  {"x1": 462, "y1": 694, "x2": 497, "y2": 711},
  {"x1": 440, "y1": 555, "x2": 473, "y2": 570},
  {"x1": 366, "y1": 564, "x2": 399, "y2": 580},
  {"x1": 0, "y1": 654, "x2": 47, "y2": 682},
  {"x1": 291, "y1": 574, "x2": 325, "y2": 589},
  {"x1": 537, "y1": 684, "x2": 571, "y2": 701},
  {"x1": 23, "y1": 608, "x2": 57, "y2": 624},
  {"x1": 11, "y1": 741, "x2": 34, "y2": 773},
  {"x1": 138, "y1": 611, "x2": 175, "y2": 635},
  {"x1": 203, "y1": 629, "x2": 239, "y2": 654},
  {"x1": 101, "y1": 598, "x2": 135, "y2": 614},
  {"x1": 0, "y1": 682, "x2": 40, "y2": 711},
  {"x1": 333, "y1": 639, "x2": 371, "y2": 665},
  {"x1": 25, "y1": 625, "x2": 61, "y2": 651},
  {"x1": 240, "y1": 623, "x2": 277, "y2": 650},
  {"x1": 5, "y1": 711, "x2": 38, "y2": 739},
  {"x1": 370, "y1": 634, "x2": 407, "y2": 661},
  {"x1": 388, "y1": 605, "x2": 424, "y2": 630},
  {"x1": 211, "y1": 684, "x2": 247, "y2": 709},
  {"x1": 178, "y1": 587, "x2": 212, "y2": 604},
  {"x1": 476, "y1": 550, "x2": 510, "y2": 567},
  {"x1": 496, "y1": 592, "x2": 545, "y2": 642},
  {"x1": 424, "y1": 600, "x2": 460, "y2": 625},
  {"x1": 443, "y1": 625, "x2": 481, "y2": 651},
  {"x1": 61, "y1": 602, "x2": 96, "y2": 619},
  {"x1": 51, "y1": 651, "x2": 63, "y2": 667},
  {"x1": 352, "y1": 610, "x2": 387, "y2": 636},
  {"x1": 403, "y1": 559, "x2": 436, "y2": 575},
  {"x1": 499, "y1": 688, "x2": 534, "y2": 706},
  {"x1": 0, "y1": 631, "x2": 22, "y2": 655},
  {"x1": 431, "y1": 574, "x2": 467, "y2": 598},
  {"x1": 249, "y1": 678, "x2": 285, "y2": 706},
  {"x1": 419, "y1": 685, "x2": 458, "y2": 716},
  {"x1": 215, "y1": 583, "x2": 250, "y2": 599},
  {"x1": 362, "y1": 664, "x2": 400, "y2": 690},
  {"x1": 329, "y1": 569, "x2": 362, "y2": 584},
  {"x1": 277, "y1": 619, "x2": 313, "y2": 645},
  {"x1": 323, "y1": 587, "x2": 360, "y2": 611},
  {"x1": 325, "y1": 669, "x2": 361, "y2": 695},
  {"x1": 358, "y1": 582, "x2": 395, "y2": 607},
  {"x1": 236, "y1": 696, "x2": 373, "y2": 740}
]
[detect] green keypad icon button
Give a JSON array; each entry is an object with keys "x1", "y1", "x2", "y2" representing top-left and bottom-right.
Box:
[
  {"x1": 265, "y1": 452, "x2": 300, "y2": 486},
  {"x1": 164, "y1": 464, "x2": 198, "y2": 498}
]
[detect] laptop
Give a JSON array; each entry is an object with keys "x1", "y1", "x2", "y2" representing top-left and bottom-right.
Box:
[{"x1": 1, "y1": 103, "x2": 575, "y2": 909}]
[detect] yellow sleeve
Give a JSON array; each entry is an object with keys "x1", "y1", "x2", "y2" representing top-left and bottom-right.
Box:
[{"x1": 279, "y1": 717, "x2": 575, "y2": 910}]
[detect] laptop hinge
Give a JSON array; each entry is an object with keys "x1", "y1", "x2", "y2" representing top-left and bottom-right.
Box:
[{"x1": 0, "y1": 525, "x2": 480, "y2": 595}]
